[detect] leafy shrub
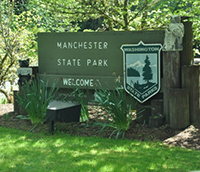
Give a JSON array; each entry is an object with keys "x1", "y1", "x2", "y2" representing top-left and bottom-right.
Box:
[
  {"x1": 94, "y1": 81, "x2": 147, "y2": 139},
  {"x1": 16, "y1": 77, "x2": 58, "y2": 126},
  {"x1": 71, "y1": 88, "x2": 90, "y2": 124}
]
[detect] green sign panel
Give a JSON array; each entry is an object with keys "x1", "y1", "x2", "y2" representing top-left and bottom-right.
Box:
[
  {"x1": 38, "y1": 31, "x2": 164, "y2": 91},
  {"x1": 121, "y1": 41, "x2": 162, "y2": 103}
]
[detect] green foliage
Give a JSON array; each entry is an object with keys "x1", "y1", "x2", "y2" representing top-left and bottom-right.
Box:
[
  {"x1": 16, "y1": 78, "x2": 59, "y2": 125},
  {"x1": 28, "y1": 0, "x2": 80, "y2": 32},
  {"x1": 36, "y1": 0, "x2": 200, "y2": 57},
  {"x1": 0, "y1": 127, "x2": 200, "y2": 172},
  {"x1": 71, "y1": 88, "x2": 90, "y2": 123},
  {"x1": 0, "y1": 0, "x2": 40, "y2": 102},
  {"x1": 37, "y1": 0, "x2": 184, "y2": 31},
  {"x1": 0, "y1": 97, "x2": 7, "y2": 104},
  {"x1": 93, "y1": 80, "x2": 146, "y2": 139},
  {"x1": 3, "y1": 113, "x2": 10, "y2": 119},
  {"x1": 0, "y1": 1, "x2": 18, "y2": 102}
]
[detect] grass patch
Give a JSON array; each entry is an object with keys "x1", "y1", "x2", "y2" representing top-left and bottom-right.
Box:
[{"x1": 0, "y1": 127, "x2": 200, "y2": 172}]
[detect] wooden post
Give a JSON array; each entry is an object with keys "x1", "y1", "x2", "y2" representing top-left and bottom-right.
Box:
[
  {"x1": 163, "y1": 51, "x2": 181, "y2": 123},
  {"x1": 169, "y1": 88, "x2": 189, "y2": 129},
  {"x1": 18, "y1": 87, "x2": 28, "y2": 116},
  {"x1": 136, "y1": 100, "x2": 151, "y2": 124},
  {"x1": 180, "y1": 17, "x2": 194, "y2": 90},
  {"x1": 151, "y1": 99, "x2": 163, "y2": 116},
  {"x1": 14, "y1": 89, "x2": 27, "y2": 115},
  {"x1": 180, "y1": 17, "x2": 193, "y2": 66},
  {"x1": 182, "y1": 65, "x2": 200, "y2": 124},
  {"x1": 13, "y1": 90, "x2": 19, "y2": 114}
]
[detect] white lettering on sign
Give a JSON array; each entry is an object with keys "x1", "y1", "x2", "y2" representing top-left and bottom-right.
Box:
[
  {"x1": 141, "y1": 86, "x2": 158, "y2": 99},
  {"x1": 63, "y1": 78, "x2": 94, "y2": 87},
  {"x1": 57, "y1": 59, "x2": 81, "y2": 66},
  {"x1": 87, "y1": 59, "x2": 108, "y2": 67},
  {"x1": 57, "y1": 58, "x2": 108, "y2": 67},
  {"x1": 57, "y1": 41, "x2": 108, "y2": 50},
  {"x1": 123, "y1": 47, "x2": 160, "y2": 52}
]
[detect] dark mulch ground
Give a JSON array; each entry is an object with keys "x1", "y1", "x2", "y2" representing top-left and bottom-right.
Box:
[{"x1": 0, "y1": 104, "x2": 200, "y2": 150}]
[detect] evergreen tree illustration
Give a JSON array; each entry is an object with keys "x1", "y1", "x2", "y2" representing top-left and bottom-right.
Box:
[{"x1": 142, "y1": 55, "x2": 153, "y2": 84}]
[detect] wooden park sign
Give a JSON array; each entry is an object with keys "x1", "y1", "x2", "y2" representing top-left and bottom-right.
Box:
[{"x1": 38, "y1": 31, "x2": 164, "y2": 102}]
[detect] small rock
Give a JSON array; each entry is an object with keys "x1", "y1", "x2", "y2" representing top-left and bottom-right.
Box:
[
  {"x1": 196, "y1": 146, "x2": 200, "y2": 150},
  {"x1": 183, "y1": 141, "x2": 188, "y2": 146}
]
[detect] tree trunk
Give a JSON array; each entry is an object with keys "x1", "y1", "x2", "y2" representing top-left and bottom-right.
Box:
[{"x1": 0, "y1": 88, "x2": 13, "y2": 103}]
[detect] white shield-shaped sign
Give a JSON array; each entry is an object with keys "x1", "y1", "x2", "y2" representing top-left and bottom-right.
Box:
[{"x1": 121, "y1": 41, "x2": 162, "y2": 103}]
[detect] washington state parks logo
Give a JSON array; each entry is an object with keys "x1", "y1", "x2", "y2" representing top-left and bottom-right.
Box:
[{"x1": 121, "y1": 41, "x2": 162, "y2": 103}]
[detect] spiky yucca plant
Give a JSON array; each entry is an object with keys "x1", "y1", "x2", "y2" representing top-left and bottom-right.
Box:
[
  {"x1": 71, "y1": 88, "x2": 89, "y2": 124},
  {"x1": 94, "y1": 81, "x2": 147, "y2": 139},
  {"x1": 16, "y1": 78, "x2": 58, "y2": 126}
]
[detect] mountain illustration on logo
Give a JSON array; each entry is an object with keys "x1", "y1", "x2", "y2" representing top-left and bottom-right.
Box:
[
  {"x1": 127, "y1": 60, "x2": 144, "y2": 77},
  {"x1": 128, "y1": 60, "x2": 144, "y2": 68}
]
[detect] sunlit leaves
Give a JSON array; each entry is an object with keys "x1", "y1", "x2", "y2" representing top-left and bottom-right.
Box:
[{"x1": 0, "y1": 0, "x2": 40, "y2": 102}]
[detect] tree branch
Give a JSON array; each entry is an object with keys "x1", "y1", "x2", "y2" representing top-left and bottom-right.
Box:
[
  {"x1": 123, "y1": 0, "x2": 129, "y2": 30},
  {"x1": 0, "y1": 58, "x2": 15, "y2": 85}
]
